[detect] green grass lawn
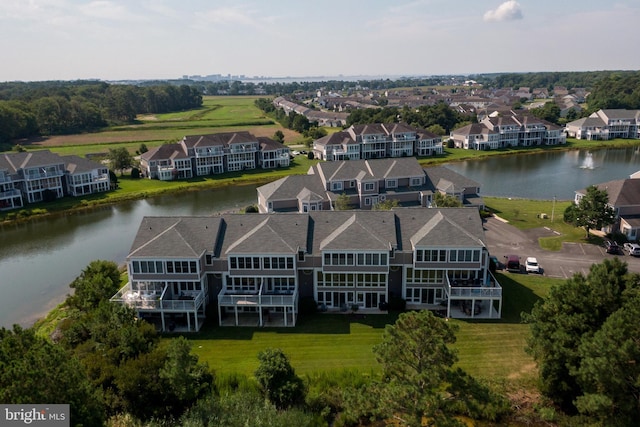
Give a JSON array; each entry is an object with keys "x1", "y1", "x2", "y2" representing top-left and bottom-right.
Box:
[{"x1": 187, "y1": 272, "x2": 560, "y2": 387}]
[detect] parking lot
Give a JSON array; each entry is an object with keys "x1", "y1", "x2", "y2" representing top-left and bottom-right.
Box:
[{"x1": 483, "y1": 216, "x2": 640, "y2": 279}]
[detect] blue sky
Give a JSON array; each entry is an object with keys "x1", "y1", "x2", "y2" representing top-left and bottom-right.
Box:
[{"x1": 1, "y1": 0, "x2": 639, "y2": 81}]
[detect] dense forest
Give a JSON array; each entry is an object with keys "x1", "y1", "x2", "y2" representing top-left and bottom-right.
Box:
[{"x1": 0, "y1": 81, "x2": 202, "y2": 143}]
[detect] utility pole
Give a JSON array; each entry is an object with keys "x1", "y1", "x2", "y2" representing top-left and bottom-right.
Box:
[{"x1": 551, "y1": 195, "x2": 556, "y2": 222}]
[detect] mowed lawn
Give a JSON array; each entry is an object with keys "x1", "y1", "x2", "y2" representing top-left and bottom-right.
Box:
[{"x1": 188, "y1": 273, "x2": 558, "y2": 384}]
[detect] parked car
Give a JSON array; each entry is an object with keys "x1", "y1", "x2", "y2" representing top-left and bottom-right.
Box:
[
  {"x1": 504, "y1": 254, "x2": 520, "y2": 272},
  {"x1": 623, "y1": 242, "x2": 640, "y2": 256},
  {"x1": 489, "y1": 255, "x2": 503, "y2": 270},
  {"x1": 604, "y1": 240, "x2": 621, "y2": 254},
  {"x1": 525, "y1": 257, "x2": 540, "y2": 274}
]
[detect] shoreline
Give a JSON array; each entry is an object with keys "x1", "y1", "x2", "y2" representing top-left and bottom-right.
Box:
[{"x1": 2, "y1": 140, "x2": 638, "y2": 228}]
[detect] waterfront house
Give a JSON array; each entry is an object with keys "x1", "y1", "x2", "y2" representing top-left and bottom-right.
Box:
[
  {"x1": 0, "y1": 150, "x2": 110, "y2": 209},
  {"x1": 575, "y1": 173, "x2": 640, "y2": 240},
  {"x1": 565, "y1": 109, "x2": 640, "y2": 140},
  {"x1": 257, "y1": 157, "x2": 483, "y2": 213},
  {"x1": 140, "y1": 132, "x2": 290, "y2": 180},
  {"x1": 111, "y1": 208, "x2": 502, "y2": 331},
  {"x1": 312, "y1": 123, "x2": 443, "y2": 161}
]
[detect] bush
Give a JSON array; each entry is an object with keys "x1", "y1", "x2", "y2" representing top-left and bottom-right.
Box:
[
  {"x1": 244, "y1": 205, "x2": 258, "y2": 213},
  {"x1": 131, "y1": 167, "x2": 141, "y2": 179},
  {"x1": 307, "y1": 151, "x2": 314, "y2": 160},
  {"x1": 447, "y1": 139, "x2": 455, "y2": 148}
]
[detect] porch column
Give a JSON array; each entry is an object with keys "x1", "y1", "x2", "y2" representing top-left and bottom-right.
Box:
[
  {"x1": 187, "y1": 312, "x2": 191, "y2": 331},
  {"x1": 218, "y1": 302, "x2": 222, "y2": 326},
  {"x1": 259, "y1": 307, "x2": 263, "y2": 327},
  {"x1": 194, "y1": 309, "x2": 199, "y2": 331},
  {"x1": 234, "y1": 306, "x2": 239, "y2": 326}
]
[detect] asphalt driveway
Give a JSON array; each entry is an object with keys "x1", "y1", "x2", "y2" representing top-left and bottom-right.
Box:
[{"x1": 482, "y1": 216, "x2": 640, "y2": 279}]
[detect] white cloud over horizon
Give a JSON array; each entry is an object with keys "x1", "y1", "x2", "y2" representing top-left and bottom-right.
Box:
[{"x1": 483, "y1": 1, "x2": 523, "y2": 22}]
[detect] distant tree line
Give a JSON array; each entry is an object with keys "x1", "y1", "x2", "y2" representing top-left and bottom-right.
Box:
[
  {"x1": 0, "y1": 81, "x2": 202, "y2": 144},
  {"x1": 476, "y1": 70, "x2": 634, "y2": 91}
]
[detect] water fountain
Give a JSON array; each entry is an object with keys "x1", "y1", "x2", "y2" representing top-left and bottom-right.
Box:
[{"x1": 581, "y1": 152, "x2": 595, "y2": 169}]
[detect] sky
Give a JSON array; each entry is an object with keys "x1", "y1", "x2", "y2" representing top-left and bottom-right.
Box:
[{"x1": 1, "y1": 0, "x2": 639, "y2": 82}]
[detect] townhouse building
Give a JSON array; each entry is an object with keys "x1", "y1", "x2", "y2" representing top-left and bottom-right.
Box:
[
  {"x1": 565, "y1": 109, "x2": 640, "y2": 140},
  {"x1": 451, "y1": 113, "x2": 566, "y2": 150},
  {"x1": 0, "y1": 150, "x2": 110, "y2": 210},
  {"x1": 140, "y1": 132, "x2": 290, "y2": 180},
  {"x1": 111, "y1": 208, "x2": 503, "y2": 331},
  {"x1": 574, "y1": 172, "x2": 640, "y2": 240},
  {"x1": 256, "y1": 157, "x2": 483, "y2": 214},
  {"x1": 313, "y1": 123, "x2": 443, "y2": 161}
]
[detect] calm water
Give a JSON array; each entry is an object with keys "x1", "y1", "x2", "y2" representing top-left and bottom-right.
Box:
[
  {"x1": 446, "y1": 147, "x2": 640, "y2": 200},
  {"x1": 1, "y1": 147, "x2": 639, "y2": 328},
  {"x1": 0, "y1": 185, "x2": 257, "y2": 328}
]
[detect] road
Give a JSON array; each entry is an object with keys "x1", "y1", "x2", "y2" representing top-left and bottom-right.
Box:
[{"x1": 482, "y1": 216, "x2": 640, "y2": 279}]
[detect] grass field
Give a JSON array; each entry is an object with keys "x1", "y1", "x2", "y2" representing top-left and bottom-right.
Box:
[
  {"x1": 26, "y1": 96, "x2": 306, "y2": 155},
  {"x1": 187, "y1": 273, "x2": 557, "y2": 387}
]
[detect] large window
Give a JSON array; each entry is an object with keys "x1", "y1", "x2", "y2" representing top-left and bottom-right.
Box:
[
  {"x1": 323, "y1": 252, "x2": 387, "y2": 266},
  {"x1": 364, "y1": 182, "x2": 375, "y2": 191},
  {"x1": 131, "y1": 260, "x2": 164, "y2": 274},
  {"x1": 166, "y1": 260, "x2": 198, "y2": 274},
  {"x1": 406, "y1": 267, "x2": 444, "y2": 284},
  {"x1": 449, "y1": 249, "x2": 481, "y2": 262},
  {"x1": 415, "y1": 249, "x2": 446, "y2": 262},
  {"x1": 331, "y1": 181, "x2": 343, "y2": 191},
  {"x1": 317, "y1": 271, "x2": 387, "y2": 288},
  {"x1": 263, "y1": 256, "x2": 294, "y2": 269},
  {"x1": 230, "y1": 256, "x2": 260, "y2": 269}
]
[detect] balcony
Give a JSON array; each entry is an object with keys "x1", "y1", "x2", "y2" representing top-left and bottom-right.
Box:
[
  {"x1": 25, "y1": 170, "x2": 63, "y2": 180},
  {"x1": 218, "y1": 289, "x2": 297, "y2": 307},
  {"x1": 0, "y1": 188, "x2": 21, "y2": 199},
  {"x1": 111, "y1": 282, "x2": 205, "y2": 312}
]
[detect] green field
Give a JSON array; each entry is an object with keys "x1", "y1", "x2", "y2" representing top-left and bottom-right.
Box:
[{"x1": 188, "y1": 273, "x2": 556, "y2": 386}]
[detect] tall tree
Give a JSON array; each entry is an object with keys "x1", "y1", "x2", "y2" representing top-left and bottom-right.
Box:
[
  {"x1": 524, "y1": 258, "x2": 639, "y2": 414},
  {"x1": 68, "y1": 259, "x2": 122, "y2": 310},
  {"x1": 0, "y1": 325, "x2": 105, "y2": 426},
  {"x1": 255, "y1": 348, "x2": 305, "y2": 409},
  {"x1": 372, "y1": 310, "x2": 459, "y2": 426},
  {"x1": 563, "y1": 185, "x2": 616, "y2": 238},
  {"x1": 108, "y1": 147, "x2": 134, "y2": 176}
]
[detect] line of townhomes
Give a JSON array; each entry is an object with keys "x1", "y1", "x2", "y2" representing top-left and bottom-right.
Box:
[
  {"x1": 0, "y1": 150, "x2": 110, "y2": 211},
  {"x1": 257, "y1": 157, "x2": 482, "y2": 213},
  {"x1": 139, "y1": 131, "x2": 291, "y2": 180},
  {"x1": 111, "y1": 207, "x2": 502, "y2": 332}
]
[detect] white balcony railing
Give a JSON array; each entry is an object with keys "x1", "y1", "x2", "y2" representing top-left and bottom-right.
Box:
[{"x1": 218, "y1": 290, "x2": 297, "y2": 307}]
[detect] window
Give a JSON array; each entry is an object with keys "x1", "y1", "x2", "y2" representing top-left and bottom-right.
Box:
[
  {"x1": 165, "y1": 260, "x2": 198, "y2": 274},
  {"x1": 364, "y1": 182, "x2": 375, "y2": 191},
  {"x1": 386, "y1": 179, "x2": 397, "y2": 188},
  {"x1": 131, "y1": 260, "x2": 164, "y2": 274},
  {"x1": 411, "y1": 177, "x2": 422, "y2": 186},
  {"x1": 331, "y1": 182, "x2": 343, "y2": 191}
]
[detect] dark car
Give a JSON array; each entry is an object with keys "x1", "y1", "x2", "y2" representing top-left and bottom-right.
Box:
[
  {"x1": 604, "y1": 240, "x2": 621, "y2": 254},
  {"x1": 504, "y1": 254, "x2": 521, "y2": 272}
]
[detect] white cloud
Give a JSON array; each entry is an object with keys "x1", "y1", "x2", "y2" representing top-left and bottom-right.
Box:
[{"x1": 483, "y1": 1, "x2": 523, "y2": 22}]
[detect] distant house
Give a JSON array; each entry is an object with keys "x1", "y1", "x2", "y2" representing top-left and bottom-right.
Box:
[
  {"x1": 312, "y1": 123, "x2": 443, "y2": 160},
  {"x1": 111, "y1": 208, "x2": 503, "y2": 331},
  {"x1": 140, "y1": 132, "x2": 290, "y2": 180},
  {"x1": 565, "y1": 109, "x2": 640, "y2": 140},
  {"x1": 450, "y1": 112, "x2": 565, "y2": 149},
  {"x1": 575, "y1": 173, "x2": 640, "y2": 240},
  {"x1": 0, "y1": 150, "x2": 110, "y2": 210},
  {"x1": 256, "y1": 157, "x2": 483, "y2": 213}
]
